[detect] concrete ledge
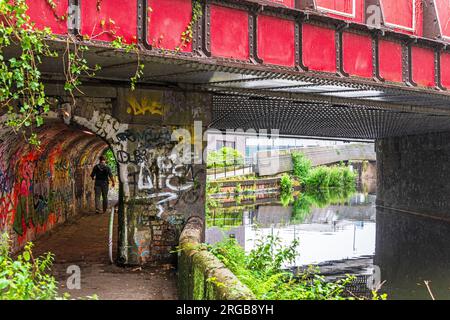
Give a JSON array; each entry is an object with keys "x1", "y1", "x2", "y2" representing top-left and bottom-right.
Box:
[
  {"x1": 257, "y1": 143, "x2": 375, "y2": 176},
  {"x1": 177, "y1": 217, "x2": 255, "y2": 300}
]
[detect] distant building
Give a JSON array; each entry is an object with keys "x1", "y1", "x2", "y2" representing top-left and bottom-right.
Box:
[{"x1": 207, "y1": 132, "x2": 348, "y2": 163}]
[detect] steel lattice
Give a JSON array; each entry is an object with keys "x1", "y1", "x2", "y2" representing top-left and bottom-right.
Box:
[{"x1": 212, "y1": 95, "x2": 450, "y2": 140}]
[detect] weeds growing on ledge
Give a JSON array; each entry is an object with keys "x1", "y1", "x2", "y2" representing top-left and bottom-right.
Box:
[{"x1": 210, "y1": 235, "x2": 387, "y2": 300}]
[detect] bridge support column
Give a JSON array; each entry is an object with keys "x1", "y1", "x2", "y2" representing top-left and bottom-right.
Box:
[
  {"x1": 71, "y1": 88, "x2": 212, "y2": 266},
  {"x1": 375, "y1": 132, "x2": 450, "y2": 299},
  {"x1": 114, "y1": 90, "x2": 211, "y2": 266}
]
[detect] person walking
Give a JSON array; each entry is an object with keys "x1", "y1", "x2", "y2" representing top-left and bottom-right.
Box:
[{"x1": 91, "y1": 155, "x2": 115, "y2": 214}]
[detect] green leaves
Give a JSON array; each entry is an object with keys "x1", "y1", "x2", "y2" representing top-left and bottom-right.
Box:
[
  {"x1": 209, "y1": 235, "x2": 367, "y2": 300},
  {"x1": 207, "y1": 147, "x2": 244, "y2": 168},
  {"x1": 291, "y1": 152, "x2": 312, "y2": 182},
  {"x1": 0, "y1": 279, "x2": 9, "y2": 290},
  {"x1": 280, "y1": 174, "x2": 293, "y2": 195},
  {"x1": 22, "y1": 251, "x2": 30, "y2": 262},
  {"x1": 291, "y1": 152, "x2": 357, "y2": 190},
  {"x1": 0, "y1": 233, "x2": 58, "y2": 300},
  {"x1": 0, "y1": 0, "x2": 54, "y2": 147}
]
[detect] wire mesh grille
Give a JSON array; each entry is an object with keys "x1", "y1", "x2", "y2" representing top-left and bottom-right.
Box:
[{"x1": 212, "y1": 95, "x2": 450, "y2": 140}]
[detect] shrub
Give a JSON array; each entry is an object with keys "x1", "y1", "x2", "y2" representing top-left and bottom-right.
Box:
[
  {"x1": 0, "y1": 234, "x2": 99, "y2": 300},
  {"x1": 0, "y1": 234, "x2": 59, "y2": 300},
  {"x1": 342, "y1": 166, "x2": 357, "y2": 187},
  {"x1": 305, "y1": 167, "x2": 330, "y2": 189},
  {"x1": 291, "y1": 152, "x2": 311, "y2": 182},
  {"x1": 207, "y1": 147, "x2": 244, "y2": 168},
  {"x1": 328, "y1": 166, "x2": 344, "y2": 188},
  {"x1": 280, "y1": 192, "x2": 294, "y2": 207},
  {"x1": 305, "y1": 165, "x2": 356, "y2": 191},
  {"x1": 280, "y1": 174, "x2": 293, "y2": 195},
  {"x1": 210, "y1": 236, "x2": 357, "y2": 300}
]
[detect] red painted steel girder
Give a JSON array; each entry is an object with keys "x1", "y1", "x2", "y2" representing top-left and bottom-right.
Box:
[{"x1": 20, "y1": 0, "x2": 450, "y2": 94}]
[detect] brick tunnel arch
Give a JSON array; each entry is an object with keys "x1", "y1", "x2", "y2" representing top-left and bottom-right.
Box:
[{"x1": 0, "y1": 118, "x2": 114, "y2": 254}]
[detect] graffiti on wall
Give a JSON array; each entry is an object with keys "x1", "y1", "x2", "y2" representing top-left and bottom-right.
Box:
[
  {"x1": 115, "y1": 125, "x2": 202, "y2": 219},
  {"x1": 73, "y1": 108, "x2": 203, "y2": 221},
  {"x1": 1, "y1": 89, "x2": 209, "y2": 261},
  {"x1": 126, "y1": 95, "x2": 164, "y2": 116},
  {"x1": 0, "y1": 120, "x2": 107, "y2": 249}
]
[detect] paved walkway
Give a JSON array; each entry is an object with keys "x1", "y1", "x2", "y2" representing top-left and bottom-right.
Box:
[{"x1": 32, "y1": 212, "x2": 178, "y2": 300}]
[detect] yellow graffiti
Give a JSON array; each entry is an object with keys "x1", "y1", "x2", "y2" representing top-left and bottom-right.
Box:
[
  {"x1": 79, "y1": 153, "x2": 89, "y2": 167},
  {"x1": 126, "y1": 95, "x2": 164, "y2": 116}
]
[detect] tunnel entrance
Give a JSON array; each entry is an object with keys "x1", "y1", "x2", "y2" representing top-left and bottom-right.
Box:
[
  {"x1": 0, "y1": 120, "x2": 118, "y2": 261},
  {"x1": 0, "y1": 119, "x2": 179, "y2": 299}
]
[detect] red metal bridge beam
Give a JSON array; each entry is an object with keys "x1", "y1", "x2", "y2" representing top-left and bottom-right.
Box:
[{"x1": 21, "y1": 0, "x2": 450, "y2": 94}]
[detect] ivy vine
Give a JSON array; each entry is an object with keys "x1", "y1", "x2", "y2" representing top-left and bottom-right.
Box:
[
  {"x1": 63, "y1": 37, "x2": 101, "y2": 102},
  {"x1": 0, "y1": 0, "x2": 203, "y2": 146},
  {"x1": 0, "y1": 0, "x2": 57, "y2": 146},
  {"x1": 176, "y1": 0, "x2": 203, "y2": 52},
  {"x1": 45, "y1": 0, "x2": 68, "y2": 22}
]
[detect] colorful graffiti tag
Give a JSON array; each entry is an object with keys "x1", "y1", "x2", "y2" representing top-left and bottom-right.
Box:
[{"x1": 0, "y1": 122, "x2": 108, "y2": 251}]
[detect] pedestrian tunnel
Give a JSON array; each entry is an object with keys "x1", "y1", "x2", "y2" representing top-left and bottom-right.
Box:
[{"x1": 0, "y1": 119, "x2": 111, "y2": 253}]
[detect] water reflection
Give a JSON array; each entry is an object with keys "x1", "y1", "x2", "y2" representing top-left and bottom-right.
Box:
[
  {"x1": 206, "y1": 191, "x2": 376, "y2": 268},
  {"x1": 206, "y1": 186, "x2": 450, "y2": 299}
]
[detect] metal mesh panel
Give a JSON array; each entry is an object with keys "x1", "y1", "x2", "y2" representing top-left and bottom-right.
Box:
[{"x1": 212, "y1": 95, "x2": 450, "y2": 139}]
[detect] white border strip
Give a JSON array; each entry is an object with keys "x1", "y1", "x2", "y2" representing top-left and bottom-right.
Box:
[
  {"x1": 315, "y1": 0, "x2": 357, "y2": 19},
  {"x1": 381, "y1": 0, "x2": 416, "y2": 32}
]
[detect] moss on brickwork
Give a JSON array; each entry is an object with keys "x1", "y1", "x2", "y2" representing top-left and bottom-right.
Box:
[
  {"x1": 193, "y1": 263, "x2": 205, "y2": 300},
  {"x1": 177, "y1": 217, "x2": 255, "y2": 300}
]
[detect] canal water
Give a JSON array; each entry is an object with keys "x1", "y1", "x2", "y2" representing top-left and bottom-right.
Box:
[
  {"x1": 206, "y1": 192, "x2": 375, "y2": 268},
  {"x1": 206, "y1": 189, "x2": 450, "y2": 300}
]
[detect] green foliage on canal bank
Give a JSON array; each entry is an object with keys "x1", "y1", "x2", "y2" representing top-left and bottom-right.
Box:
[
  {"x1": 291, "y1": 152, "x2": 312, "y2": 182},
  {"x1": 280, "y1": 174, "x2": 294, "y2": 194},
  {"x1": 210, "y1": 235, "x2": 356, "y2": 300},
  {"x1": 305, "y1": 165, "x2": 357, "y2": 190},
  {"x1": 207, "y1": 147, "x2": 244, "y2": 168},
  {"x1": 291, "y1": 151, "x2": 357, "y2": 190}
]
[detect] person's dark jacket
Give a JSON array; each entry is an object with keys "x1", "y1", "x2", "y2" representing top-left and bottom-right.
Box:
[{"x1": 91, "y1": 163, "x2": 113, "y2": 185}]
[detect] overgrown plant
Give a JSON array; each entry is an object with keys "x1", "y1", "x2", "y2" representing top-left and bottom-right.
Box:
[
  {"x1": 110, "y1": 36, "x2": 144, "y2": 90},
  {"x1": 175, "y1": 0, "x2": 203, "y2": 52},
  {"x1": 0, "y1": 0, "x2": 58, "y2": 146},
  {"x1": 63, "y1": 37, "x2": 101, "y2": 104},
  {"x1": 0, "y1": 1, "x2": 143, "y2": 145},
  {"x1": 1, "y1": 0, "x2": 204, "y2": 145},
  {"x1": 291, "y1": 152, "x2": 311, "y2": 182},
  {"x1": 0, "y1": 233, "x2": 59, "y2": 300},
  {"x1": 280, "y1": 174, "x2": 293, "y2": 195},
  {"x1": 209, "y1": 235, "x2": 360, "y2": 300},
  {"x1": 305, "y1": 165, "x2": 356, "y2": 190}
]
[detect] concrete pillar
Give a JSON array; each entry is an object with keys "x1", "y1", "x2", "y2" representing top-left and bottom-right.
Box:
[
  {"x1": 110, "y1": 88, "x2": 212, "y2": 266},
  {"x1": 375, "y1": 132, "x2": 450, "y2": 299}
]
